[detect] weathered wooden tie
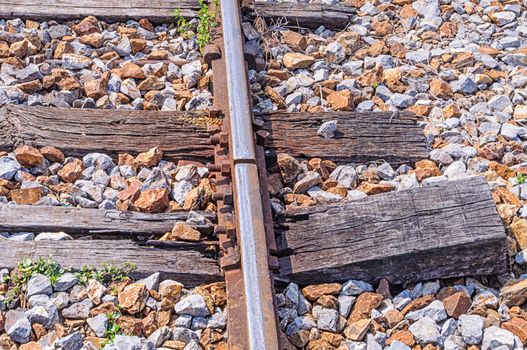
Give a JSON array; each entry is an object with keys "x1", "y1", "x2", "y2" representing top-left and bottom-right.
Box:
[
  {"x1": 0, "y1": 205, "x2": 214, "y2": 235},
  {"x1": 242, "y1": 1, "x2": 356, "y2": 29},
  {"x1": 0, "y1": 0, "x2": 199, "y2": 21},
  {"x1": 0, "y1": 240, "x2": 221, "y2": 286},
  {"x1": 0, "y1": 105, "x2": 215, "y2": 163},
  {"x1": 277, "y1": 177, "x2": 509, "y2": 285},
  {"x1": 258, "y1": 111, "x2": 429, "y2": 166}
]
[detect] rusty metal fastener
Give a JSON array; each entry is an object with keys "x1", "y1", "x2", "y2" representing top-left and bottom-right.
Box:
[
  {"x1": 207, "y1": 161, "x2": 231, "y2": 176},
  {"x1": 256, "y1": 130, "x2": 270, "y2": 146},
  {"x1": 220, "y1": 246, "x2": 241, "y2": 270},
  {"x1": 203, "y1": 44, "x2": 222, "y2": 65},
  {"x1": 213, "y1": 190, "x2": 233, "y2": 205},
  {"x1": 209, "y1": 132, "x2": 229, "y2": 147},
  {"x1": 214, "y1": 225, "x2": 236, "y2": 238}
]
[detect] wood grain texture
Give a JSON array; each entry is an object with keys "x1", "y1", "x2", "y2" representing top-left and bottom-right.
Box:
[
  {"x1": 277, "y1": 177, "x2": 509, "y2": 285},
  {"x1": 0, "y1": 105, "x2": 215, "y2": 163},
  {"x1": 258, "y1": 111, "x2": 429, "y2": 166},
  {"x1": 244, "y1": 1, "x2": 356, "y2": 29},
  {"x1": 0, "y1": 240, "x2": 221, "y2": 285},
  {"x1": 0, "y1": 204, "x2": 215, "y2": 235},
  {"x1": 0, "y1": 0, "x2": 199, "y2": 22}
]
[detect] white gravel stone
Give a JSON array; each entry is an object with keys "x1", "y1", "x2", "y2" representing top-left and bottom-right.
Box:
[
  {"x1": 341, "y1": 279, "x2": 373, "y2": 296},
  {"x1": 481, "y1": 326, "x2": 515, "y2": 350},
  {"x1": 317, "y1": 120, "x2": 338, "y2": 138},
  {"x1": 27, "y1": 274, "x2": 53, "y2": 297},
  {"x1": 408, "y1": 317, "x2": 442, "y2": 346},
  {"x1": 405, "y1": 300, "x2": 447, "y2": 322},
  {"x1": 174, "y1": 294, "x2": 210, "y2": 317},
  {"x1": 458, "y1": 314, "x2": 484, "y2": 345}
]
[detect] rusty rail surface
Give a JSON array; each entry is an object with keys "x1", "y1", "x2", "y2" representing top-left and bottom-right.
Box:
[{"x1": 207, "y1": 0, "x2": 282, "y2": 349}]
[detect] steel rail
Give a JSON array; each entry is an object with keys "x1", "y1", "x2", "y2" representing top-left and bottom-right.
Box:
[{"x1": 219, "y1": 0, "x2": 281, "y2": 348}]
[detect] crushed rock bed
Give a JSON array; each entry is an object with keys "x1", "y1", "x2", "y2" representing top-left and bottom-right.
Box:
[
  {"x1": 0, "y1": 266, "x2": 227, "y2": 349},
  {"x1": 247, "y1": 1, "x2": 527, "y2": 118},
  {"x1": 0, "y1": 17, "x2": 212, "y2": 110},
  {"x1": 0, "y1": 145, "x2": 217, "y2": 242},
  {"x1": 249, "y1": 2, "x2": 527, "y2": 347},
  {"x1": 278, "y1": 277, "x2": 527, "y2": 349}
]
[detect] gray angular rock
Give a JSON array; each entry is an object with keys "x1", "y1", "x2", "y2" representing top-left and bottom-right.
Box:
[
  {"x1": 441, "y1": 318, "x2": 458, "y2": 338},
  {"x1": 208, "y1": 310, "x2": 227, "y2": 330},
  {"x1": 26, "y1": 304, "x2": 57, "y2": 329},
  {"x1": 492, "y1": 11, "x2": 517, "y2": 26},
  {"x1": 317, "y1": 120, "x2": 338, "y2": 139},
  {"x1": 55, "y1": 331, "x2": 84, "y2": 350},
  {"x1": 293, "y1": 171, "x2": 321, "y2": 193},
  {"x1": 388, "y1": 340, "x2": 411, "y2": 350},
  {"x1": 412, "y1": 0, "x2": 440, "y2": 18},
  {"x1": 408, "y1": 317, "x2": 442, "y2": 346},
  {"x1": 488, "y1": 95, "x2": 513, "y2": 111},
  {"x1": 137, "y1": 272, "x2": 160, "y2": 291},
  {"x1": 62, "y1": 298, "x2": 93, "y2": 319},
  {"x1": 444, "y1": 335, "x2": 466, "y2": 350},
  {"x1": 174, "y1": 294, "x2": 210, "y2": 317},
  {"x1": 341, "y1": 279, "x2": 373, "y2": 296},
  {"x1": 175, "y1": 314, "x2": 193, "y2": 328},
  {"x1": 389, "y1": 93, "x2": 416, "y2": 109},
  {"x1": 83, "y1": 153, "x2": 115, "y2": 171},
  {"x1": 172, "y1": 327, "x2": 200, "y2": 343},
  {"x1": 339, "y1": 295, "x2": 356, "y2": 318},
  {"x1": 54, "y1": 272, "x2": 78, "y2": 292},
  {"x1": 458, "y1": 314, "x2": 484, "y2": 345},
  {"x1": 405, "y1": 300, "x2": 447, "y2": 322},
  {"x1": 87, "y1": 314, "x2": 108, "y2": 337},
  {"x1": 285, "y1": 315, "x2": 316, "y2": 336},
  {"x1": 15, "y1": 64, "x2": 42, "y2": 82},
  {"x1": 147, "y1": 326, "x2": 173, "y2": 347},
  {"x1": 7, "y1": 232, "x2": 35, "y2": 241},
  {"x1": 0, "y1": 156, "x2": 21, "y2": 180},
  {"x1": 451, "y1": 75, "x2": 478, "y2": 94},
  {"x1": 27, "y1": 274, "x2": 53, "y2": 297},
  {"x1": 4, "y1": 310, "x2": 32, "y2": 344},
  {"x1": 317, "y1": 308, "x2": 339, "y2": 332},
  {"x1": 406, "y1": 50, "x2": 431, "y2": 64},
  {"x1": 50, "y1": 292, "x2": 71, "y2": 310},
  {"x1": 330, "y1": 166, "x2": 358, "y2": 189},
  {"x1": 113, "y1": 335, "x2": 155, "y2": 350},
  {"x1": 481, "y1": 326, "x2": 515, "y2": 350}
]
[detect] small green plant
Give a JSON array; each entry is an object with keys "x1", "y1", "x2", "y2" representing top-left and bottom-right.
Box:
[
  {"x1": 174, "y1": 9, "x2": 192, "y2": 35},
  {"x1": 3, "y1": 256, "x2": 65, "y2": 304},
  {"x1": 372, "y1": 82, "x2": 379, "y2": 89},
  {"x1": 101, "y1": 309, "x2": 123, "y2": 347},
  {"x1": 517, "y1": 173, "x2": 527, "y2": 184},
  {"x1": 75, "y1": 262, "x2": 136, "y2": 285},
  {"x1": 196, "y1": 0, "x2": 219, "y2": 48},
  {"x1": 174, "y1": 0, "x2": 219, "y2": 49}
]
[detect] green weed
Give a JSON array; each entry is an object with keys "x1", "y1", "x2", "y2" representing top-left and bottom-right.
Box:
[
  {"x1": 3, "y1": 256, "x2": 64, "y2": 304},
  {"x1": 75, "y1": 262, "x2": 136, "y2": 285},
  {"x1": 517, "y1": 173, "x2": 527, "y2": 184},
  {"x1": 174, "y1": 0, "x2": 220, "y2": 49}
]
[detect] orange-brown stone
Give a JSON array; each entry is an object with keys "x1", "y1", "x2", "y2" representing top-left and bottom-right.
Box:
[
  {"x1": 40, "y1": 146, "x2": 65, "y2": 163},
  {"x1": 348, "y1": 292, "x2": 383, "y2": 324},
  {"x1": 15, "y1": 145, "x2": 44, "y2": 167},
  {"x1": 302, "y1": 283, "x2": 342, "y2": 301},
  {"x1": 443, "y1": 292, "x2": 472, "y2": 319},
  {"x1": 57, "y1": 159, "x2": 84, "y2": 183},
  {"x1": 134, "y1": 188, "x2": 170, "y2": 213},
  {"x1": 135, "y1": 147, "x2": 163, "y2": 168},
  {"x1": 502, "y1": 317, "x2": 527, "y2": 343}
]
